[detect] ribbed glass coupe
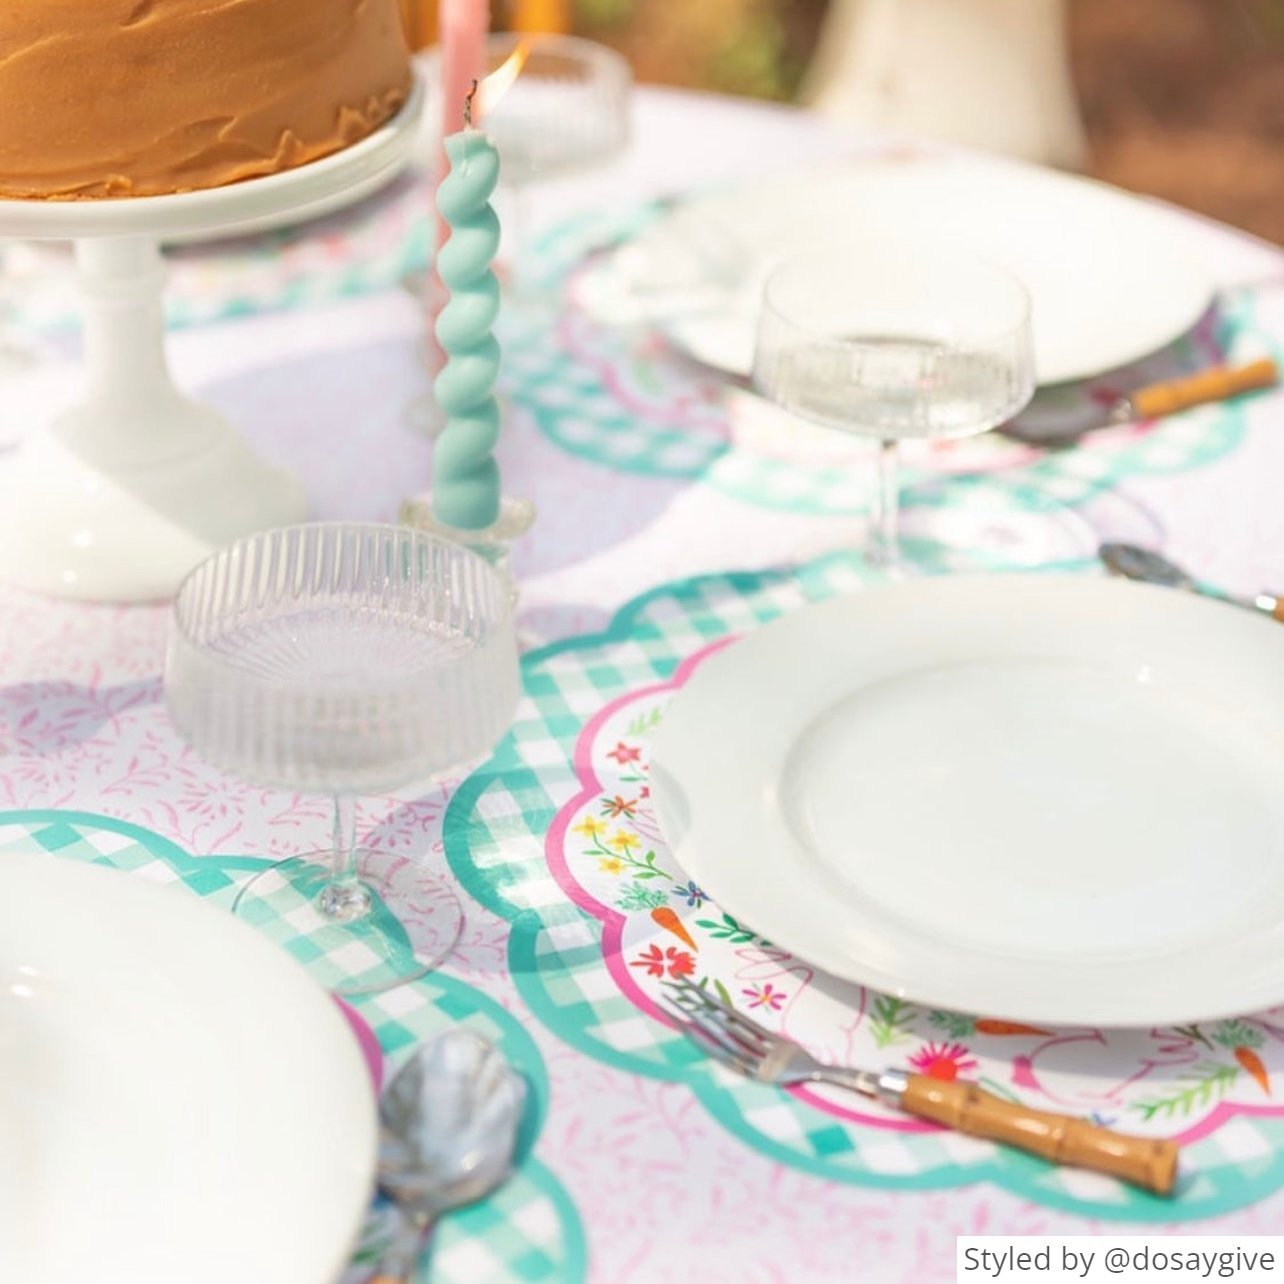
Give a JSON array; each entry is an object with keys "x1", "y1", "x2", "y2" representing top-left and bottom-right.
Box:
[
  {"x1": 753, "y1": 239, "x2": 1035, "y2": 569},
  {"x1": 165, "y1": 522, "x2": 519, "y2": 994}
]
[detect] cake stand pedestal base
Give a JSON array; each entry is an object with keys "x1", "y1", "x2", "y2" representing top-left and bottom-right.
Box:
[
  {"x1": 0, "y1": 237, "x2": 305, "y2": 600},
  {"x1": 0, "y1": 80, "x2": 422, "y2": 602}
]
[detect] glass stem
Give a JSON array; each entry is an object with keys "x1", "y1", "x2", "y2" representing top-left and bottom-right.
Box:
[
  {"x1": 505, "y1": 182, "x2": 535, "y2": 304},
  {"x1": 870, "y1": 438, "x2": 901, "y2": 571},
  {"x1": 331, "y1": 794, "x2": 357, "y2": 884},
  {"x1": 318, "y1": 794, "x2": 372, "y2": 922}
]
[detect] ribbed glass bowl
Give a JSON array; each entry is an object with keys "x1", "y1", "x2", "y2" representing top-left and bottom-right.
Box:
[{"x1": 166, "y1": 522, "x2": 518, "y2": 794}]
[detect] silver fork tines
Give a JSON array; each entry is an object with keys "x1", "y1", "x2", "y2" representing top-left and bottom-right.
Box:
[
  {"x1": 661, "y1": 996, "x2": 762, "y2": 1076},
  {"x1": 667, "y1": 977, "x2": 776, "y2": 1042},
  {"x1": 661, "y1": 978, "x2": 882, "y2": 1099}
]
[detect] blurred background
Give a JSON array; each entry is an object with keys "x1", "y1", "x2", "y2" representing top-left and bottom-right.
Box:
[{"x1": 404, "y1": 0, "x2": 1284, "y2": 244}]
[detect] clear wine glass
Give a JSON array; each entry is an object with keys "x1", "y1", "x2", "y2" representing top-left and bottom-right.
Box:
[
  {"x1": 164, "y1": 522, "x2": 519, "y2": 995},
  {"x1": 752, "y1": 239, "x2": 1035, "y2": 569}
]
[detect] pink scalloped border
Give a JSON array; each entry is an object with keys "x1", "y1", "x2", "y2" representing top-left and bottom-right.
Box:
[
  {"x1": 542, "y1": 636, "x2": 1284, "y2": 1145},
  {"x1": 543, "y1": 637, "x2": 927, "y2": 1132}
]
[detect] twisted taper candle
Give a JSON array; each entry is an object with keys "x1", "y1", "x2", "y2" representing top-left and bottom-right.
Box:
[{"x1": 432, "y1": 124, "x2": 502, "y2": 530}]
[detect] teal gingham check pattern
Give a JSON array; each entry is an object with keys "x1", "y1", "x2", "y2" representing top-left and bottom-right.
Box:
[
  {"x1": 0, "y1": 811, "x2": 586, "y2": 1284},
  {"x1": 445, "y1": 549, "x2": 1284, "y2": 1223}
]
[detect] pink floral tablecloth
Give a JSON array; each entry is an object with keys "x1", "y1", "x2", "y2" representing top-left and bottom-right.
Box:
[{"x1": 3, "y1": 89, "x2": 1284, "y2": 1283}]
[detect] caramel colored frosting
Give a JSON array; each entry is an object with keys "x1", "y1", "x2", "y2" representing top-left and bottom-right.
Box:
[{"x1": 0, "y1": 0, "x2": 412, "y2": 199}]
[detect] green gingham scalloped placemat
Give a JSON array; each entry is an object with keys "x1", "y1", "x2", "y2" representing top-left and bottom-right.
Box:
[
  {"x1": 0, "y1": 810, "x2": 585, "y2": 1284},
  {"x1": 443, "y1": 550, "x2": 1284, "y2": 1223}
]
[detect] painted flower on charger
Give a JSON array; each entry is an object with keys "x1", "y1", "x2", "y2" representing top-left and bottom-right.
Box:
[
  {"x1": 606, "y1": 742, "x2": 642, "y2": 765},
  {"x1": 598, "y1": 855, "x2": 626, "y2": 875},
  {"x1": 631, "y1": 944, "x2": 695, "y2": 979},
  {"x1": 743, "y1": 983, "x2": 787, "y2": 1011},
  {"x1": 608, "y1": 829, "x2": 640, "y2": 854},
  {"x1": 672, "y1": 879, "x2": 707, "y2": 909},
  {"x1": 601, "y1": 795, "x2": 638, "y2": 819},
  {"x1": 573, "y1": 815, "x2": 606, "y2": 840},
  {"x1": 908, "y1": 1041, "x2": 978, "y2": 1082}
]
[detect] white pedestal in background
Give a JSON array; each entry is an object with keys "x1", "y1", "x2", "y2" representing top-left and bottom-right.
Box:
[{"x1": 805, "y1": 0, "x2": 1088, "y2": 170}]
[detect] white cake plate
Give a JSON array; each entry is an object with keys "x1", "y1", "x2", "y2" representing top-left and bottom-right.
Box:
[{"x1": 0, "y1": 79, "x2": 423, "y2": 601}]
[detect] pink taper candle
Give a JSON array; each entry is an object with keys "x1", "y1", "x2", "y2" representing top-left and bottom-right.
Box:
[
  {"x1": 437, "y1": 0, "x2": 488, "y2": 256},
  {"x1": 430, "y1": 0, "x2": 488, "y2": 382},
  {"x1": 440, "y1": 1, "x2": 487, "y2": 141}
]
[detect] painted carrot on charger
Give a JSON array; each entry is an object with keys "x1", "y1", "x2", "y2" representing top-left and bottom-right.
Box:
[
  {"x1": 650, "y1": 906, "x2": 697, "y2": 951},
  {"x1": 1236, "y1": 1047, "x2": 1271, "y2": 1096},
  {"x1": 1214, "y1": 1022, "x2": 1271, "y2": 1096},
  {"x1": 974, "y1": 1019, "x2": 1052, "y2": 1037}
]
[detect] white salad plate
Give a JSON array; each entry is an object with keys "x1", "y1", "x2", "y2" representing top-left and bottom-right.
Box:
[
  {"x1": 0, "y1": 852, "x2": 376, "y2": 1283},
  {"x1": 650, "y1": 574, "x2": 1284, "y2": 1027},
  {"x1": 581, "y1": 155, "x2": 1213, "y2": 386}
]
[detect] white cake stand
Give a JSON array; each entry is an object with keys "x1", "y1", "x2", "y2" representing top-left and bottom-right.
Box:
[{"x1": 0, "y1": 80, "x2": 423, "y2": 601}]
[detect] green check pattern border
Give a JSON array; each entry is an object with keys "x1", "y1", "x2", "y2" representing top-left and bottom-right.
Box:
[
  {"x1": 445, "y1": 551, "x2": 1284, "y2": 1222},
  {"x1": 0, "y1": 810, "x2": 586, "y2": 1284}
]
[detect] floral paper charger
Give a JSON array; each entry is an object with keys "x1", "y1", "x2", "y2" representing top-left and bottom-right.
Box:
[{"x1": 446, "y1": 552, "x2": 1284, "y2": 1222}]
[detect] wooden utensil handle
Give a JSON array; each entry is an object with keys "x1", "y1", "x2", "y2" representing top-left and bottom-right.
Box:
[
  {"x1": 1132, "y1": 358, "x2": 1278, "y2": 420},
  {"x1": 900, "y1": 1074, "x2": 1179, "y2": 1195}
]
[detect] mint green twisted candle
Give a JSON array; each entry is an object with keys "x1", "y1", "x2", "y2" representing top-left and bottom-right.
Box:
[{"x1": 432, "y1": 100, "x2": 502, "y2": 530}]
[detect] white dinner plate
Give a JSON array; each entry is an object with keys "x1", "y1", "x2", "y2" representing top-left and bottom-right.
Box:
[
  {"x1": 650, "y1": 574, "x2": 1284, "y2": 1028},
  {"x1": 582, "y1": 155, "x2": 1212, "y2": 386},
  {"x1": 0, "y1": 852, "x2": 376, "y2": 1283}
]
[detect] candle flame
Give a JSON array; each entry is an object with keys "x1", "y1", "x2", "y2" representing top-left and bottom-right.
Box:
[{"x1": 478, "y1": 42, "x2": 530, "y2": 115}]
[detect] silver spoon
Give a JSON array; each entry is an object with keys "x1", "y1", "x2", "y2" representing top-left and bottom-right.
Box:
[
  {"x1": 371, "y1": 1028, "x2": 526, "y2": 1283},
  {"x1": 1099, "y1": 542, "x2": 1283, "y2": 621}
]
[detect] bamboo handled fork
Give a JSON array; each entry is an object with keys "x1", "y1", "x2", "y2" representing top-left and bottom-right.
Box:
[{"x1": 663, "y1": 978, "x2": 1178, "y2": 1196}]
